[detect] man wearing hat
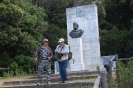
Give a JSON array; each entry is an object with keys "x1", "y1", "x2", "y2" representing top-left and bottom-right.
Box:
[
  {"x1": 34, "y1": 38, "x2": 52, "y2": 85},
  {"x1": 55, "y1": 38, "x2": 69, "y2": 83}
]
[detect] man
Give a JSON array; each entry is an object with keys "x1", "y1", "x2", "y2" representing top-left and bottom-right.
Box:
[
  {"x1": 34, "y1": 38, "x2": 52, "y2": 85},
  {"x1": 55, "y1": 38, "x2": 69, "y2": 83}
]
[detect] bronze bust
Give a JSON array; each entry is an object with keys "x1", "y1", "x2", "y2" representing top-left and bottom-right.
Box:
[{"x1": 69, "y1": 22, "x2": 84, "y2": 38}]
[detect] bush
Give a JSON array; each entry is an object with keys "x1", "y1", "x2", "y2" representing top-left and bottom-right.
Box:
[
  {"x1": 13, "y1": 54, "x2": 35, "y2": 75},
  {"x1": 109, "y1": 60, "x2": 133, "y2": 88}
]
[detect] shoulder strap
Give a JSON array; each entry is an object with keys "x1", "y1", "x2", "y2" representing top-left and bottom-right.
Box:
[
  {"x1": 60, "y1": 45, "x2": 64, "y2": 51},
  {"x1": 57, "y1": 45, "x2": 64, "y2": 51}
]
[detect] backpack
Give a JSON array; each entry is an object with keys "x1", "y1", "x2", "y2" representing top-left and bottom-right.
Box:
[{"x1": 68, "y1": 46, "x2": 72, "y2": 60}]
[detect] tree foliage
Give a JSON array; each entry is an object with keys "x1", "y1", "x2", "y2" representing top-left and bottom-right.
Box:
[
  {"x1": 0, "y1": 0, "x2": 47, "y2": 76},
  {"x1": 100, "y1": 28, "x2": 133, "y2": 58},
  {"x1": 99, "y1": 0, "x2": 133, "y2": 58},
  {"x1": 103, "y1": 0, "x2": 133, "y2": 30}
]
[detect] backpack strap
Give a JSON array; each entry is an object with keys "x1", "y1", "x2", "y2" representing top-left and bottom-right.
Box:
[{"x1": 57, "y1": 45, "x2": 65, "y2": 51}]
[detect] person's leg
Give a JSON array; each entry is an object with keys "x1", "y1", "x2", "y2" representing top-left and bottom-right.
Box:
[
  {"x1": 37, "y1": 61, "x2": 45, "y2": 84},
  {"x1": 45, "y1": 63, "x2": 51, "y2": 83},
  {"x1": 61, "y1": 60, "x2": 68, "y2": 82},
  {"x1": 58, "y1": 61, "x2": 63, "y2": 81}
]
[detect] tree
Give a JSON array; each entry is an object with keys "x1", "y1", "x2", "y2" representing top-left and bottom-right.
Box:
[
  {"x1": 103, "y1": 0, "x2": 133, "y2": 30},
  {"x1": 0, "y1": 0, "x2": 48, "y2": 75},
  {"x1": 100, "y1": 28, "x2": 133, "y2": 58}
]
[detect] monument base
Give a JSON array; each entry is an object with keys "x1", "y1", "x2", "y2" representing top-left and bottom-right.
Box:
[
  {"x1": 70, "y1": 64, "x2": 85, "y2": 71},
  {"x1": 68, "y1": 38, "x2": 85, "y2": 71},
  {"x1": 84, "y1": 65, "x2": 100, "y2": 71},
  {"x1": 54, "y1": 61, "x2": 59, "y2": 74}
]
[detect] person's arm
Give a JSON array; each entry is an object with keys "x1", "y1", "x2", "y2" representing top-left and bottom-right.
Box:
[
  {"x1": 48, "y1": 46, "x2": 53, "y2": 60},
  {"x1": 55, "y1": 45, "x2": 60, "y2": 53},
  {"x1": 49, "y1": 47, "x2": 53, "y2": 58},
  {"x1": 34, "y1": 47, "x2": 40, "y2": 62}
]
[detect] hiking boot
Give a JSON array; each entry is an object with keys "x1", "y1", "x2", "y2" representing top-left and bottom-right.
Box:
[
  {"x1": 62, "y1": 80, "x2": 68, "y2": 83},
  {"x1": 47, "y1": 82, "x2": 51, "y2": 85},
  {"x1": 59, "y1": 81, "x2": 63, "y2": 84},
  {"x1": 37, "y1": 83, "x2": 42, "y2": 86}
]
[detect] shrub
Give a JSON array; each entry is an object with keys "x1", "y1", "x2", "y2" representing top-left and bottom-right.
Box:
[{"x1": 109, "y1": 60, "x2": 133, "y2": 88}]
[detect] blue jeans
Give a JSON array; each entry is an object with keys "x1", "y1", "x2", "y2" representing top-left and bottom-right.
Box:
[{"x1": 58, "y1": 60, "x2": 68, "y2": 81}]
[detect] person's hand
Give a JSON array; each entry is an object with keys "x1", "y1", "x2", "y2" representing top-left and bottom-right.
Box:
[
  {"x1": 47, "y1": 57, "x2": 51, "y2": 60},
  {"x1": 34, "y1": 58, "x2": 38, "y2": 62},
  {"x1": 56, "y1": 50, "x2": 60, "y2": 53}
]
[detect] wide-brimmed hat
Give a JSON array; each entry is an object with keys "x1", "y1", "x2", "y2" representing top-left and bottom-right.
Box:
[{"x1": 58, "y1": 38, "x2": 64, "y2": 43}]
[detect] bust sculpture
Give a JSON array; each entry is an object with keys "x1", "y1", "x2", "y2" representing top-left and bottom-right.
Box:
[{"x1": 69, "y1": 22, "x2": 84, "y2": 38}]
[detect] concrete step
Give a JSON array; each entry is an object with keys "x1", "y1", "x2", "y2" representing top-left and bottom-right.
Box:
[
  {"x1": 1, "y1": 71, "x2": 99, "y2": 88},
  {"x1": 1, "y1": 79, "x2": 96, "y2": 88},
  {"x1": 27, "y1": 71, "x2": 98, "y2": 79},
  {"x1": 3, "y1": 75, "x2": 98, "y2": 85}
]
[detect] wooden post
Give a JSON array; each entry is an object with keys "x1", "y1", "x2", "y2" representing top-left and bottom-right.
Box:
[
  {"x1": 115, "y1": 54, "x2": 120, "y2": 88},
  {"x1": 100, "y1": 70, "x2": 108, "y2": 88},
  {"x1": 108, "y1": 61, "x2": 112, "y2": 77},
  {"x1": 74, "y1": 0, "x2": 79, "y2": 6},
  {"x1": 7, "y1": 67, "x2": 10, "y2": 75}
]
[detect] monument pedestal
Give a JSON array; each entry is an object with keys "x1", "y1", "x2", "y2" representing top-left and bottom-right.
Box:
[
  {"x1": 69, "y1": 38, "x2": 85, "y2": 71},
  {"x1": 54, "y1": 61, "x2": 59, "y2": 74}
]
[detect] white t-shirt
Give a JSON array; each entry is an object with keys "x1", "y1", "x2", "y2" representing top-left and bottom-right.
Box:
[{"x1": 55, "y1": 44, "x2": 69, "y2": 61}]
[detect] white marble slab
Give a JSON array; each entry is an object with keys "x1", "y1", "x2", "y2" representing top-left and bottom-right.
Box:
[{"x1": 66, "y1": 4, "x2": 101, "y2": 72}]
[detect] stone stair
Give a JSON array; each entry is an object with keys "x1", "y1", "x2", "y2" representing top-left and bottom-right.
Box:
[{"x1": 0, "y1": 71, "x2": 99, "y2": 88}]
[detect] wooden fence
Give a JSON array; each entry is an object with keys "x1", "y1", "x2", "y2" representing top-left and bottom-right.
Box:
[
  {"x1": 0, "y1": 67, "x2": 10, "y2": 74},
  {"x1": 99, "y1": 54, "x2": 133, "y2": 88}
]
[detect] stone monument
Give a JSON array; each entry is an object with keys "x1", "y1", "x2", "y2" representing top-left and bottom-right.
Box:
[
  {"x1": 68, "y1": 22, "x2": 85, "y2": 71},
  {"x1": 66, "y1": 4, "x2": 101, "y2": 71}
]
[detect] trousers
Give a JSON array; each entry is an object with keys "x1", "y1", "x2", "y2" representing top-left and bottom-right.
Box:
[
  {"x1": 58, "y1": 60, "x2": 68, "y2": 81},
  {"x1": 37, "y1": 60, "x2": 51, "y2": 83}
]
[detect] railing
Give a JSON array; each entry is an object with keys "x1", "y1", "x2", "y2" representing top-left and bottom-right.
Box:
[
  {"x1": 93, "y1": 76, "x2": 101, "y2": 88},
  {"x1": 100, "y1": 54, "x2": 117, "y2": 88},
  {"x1": 0, "y1": 67, "x2": 10, "y2": 75},
  {"x1": 99, "y1": 55, "x2": 133, "y2": 88}
]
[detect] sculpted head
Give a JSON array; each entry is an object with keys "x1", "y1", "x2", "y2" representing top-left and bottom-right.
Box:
[
  {"x1": 69, "y1": 22, "x2": 84, "y2": 38},
  {"x1": 73, "y1": 22, "x2": 79, "y2": 30}
]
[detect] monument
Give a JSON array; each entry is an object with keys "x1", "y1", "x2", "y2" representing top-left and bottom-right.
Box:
[
  {"x1": 68, "y1": 22, "x2": 85, "y2": 71},
  {"x1": 66, "y1": 4, "x2": 101, "y2": 71}
]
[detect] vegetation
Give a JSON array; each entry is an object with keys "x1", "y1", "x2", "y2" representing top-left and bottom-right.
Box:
[
  {"x1": 100, "y1": 0, "x2": 133, "y2": 58},
  {"x1": 0, "y1": 0, "x2": 133, "y2": 77},
  {"x1": 109, "y1": 60, "x2": 133, "y2": 88},
  {"x1": 0, "y1": 0, "x2": 47, "y2": 76}
]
